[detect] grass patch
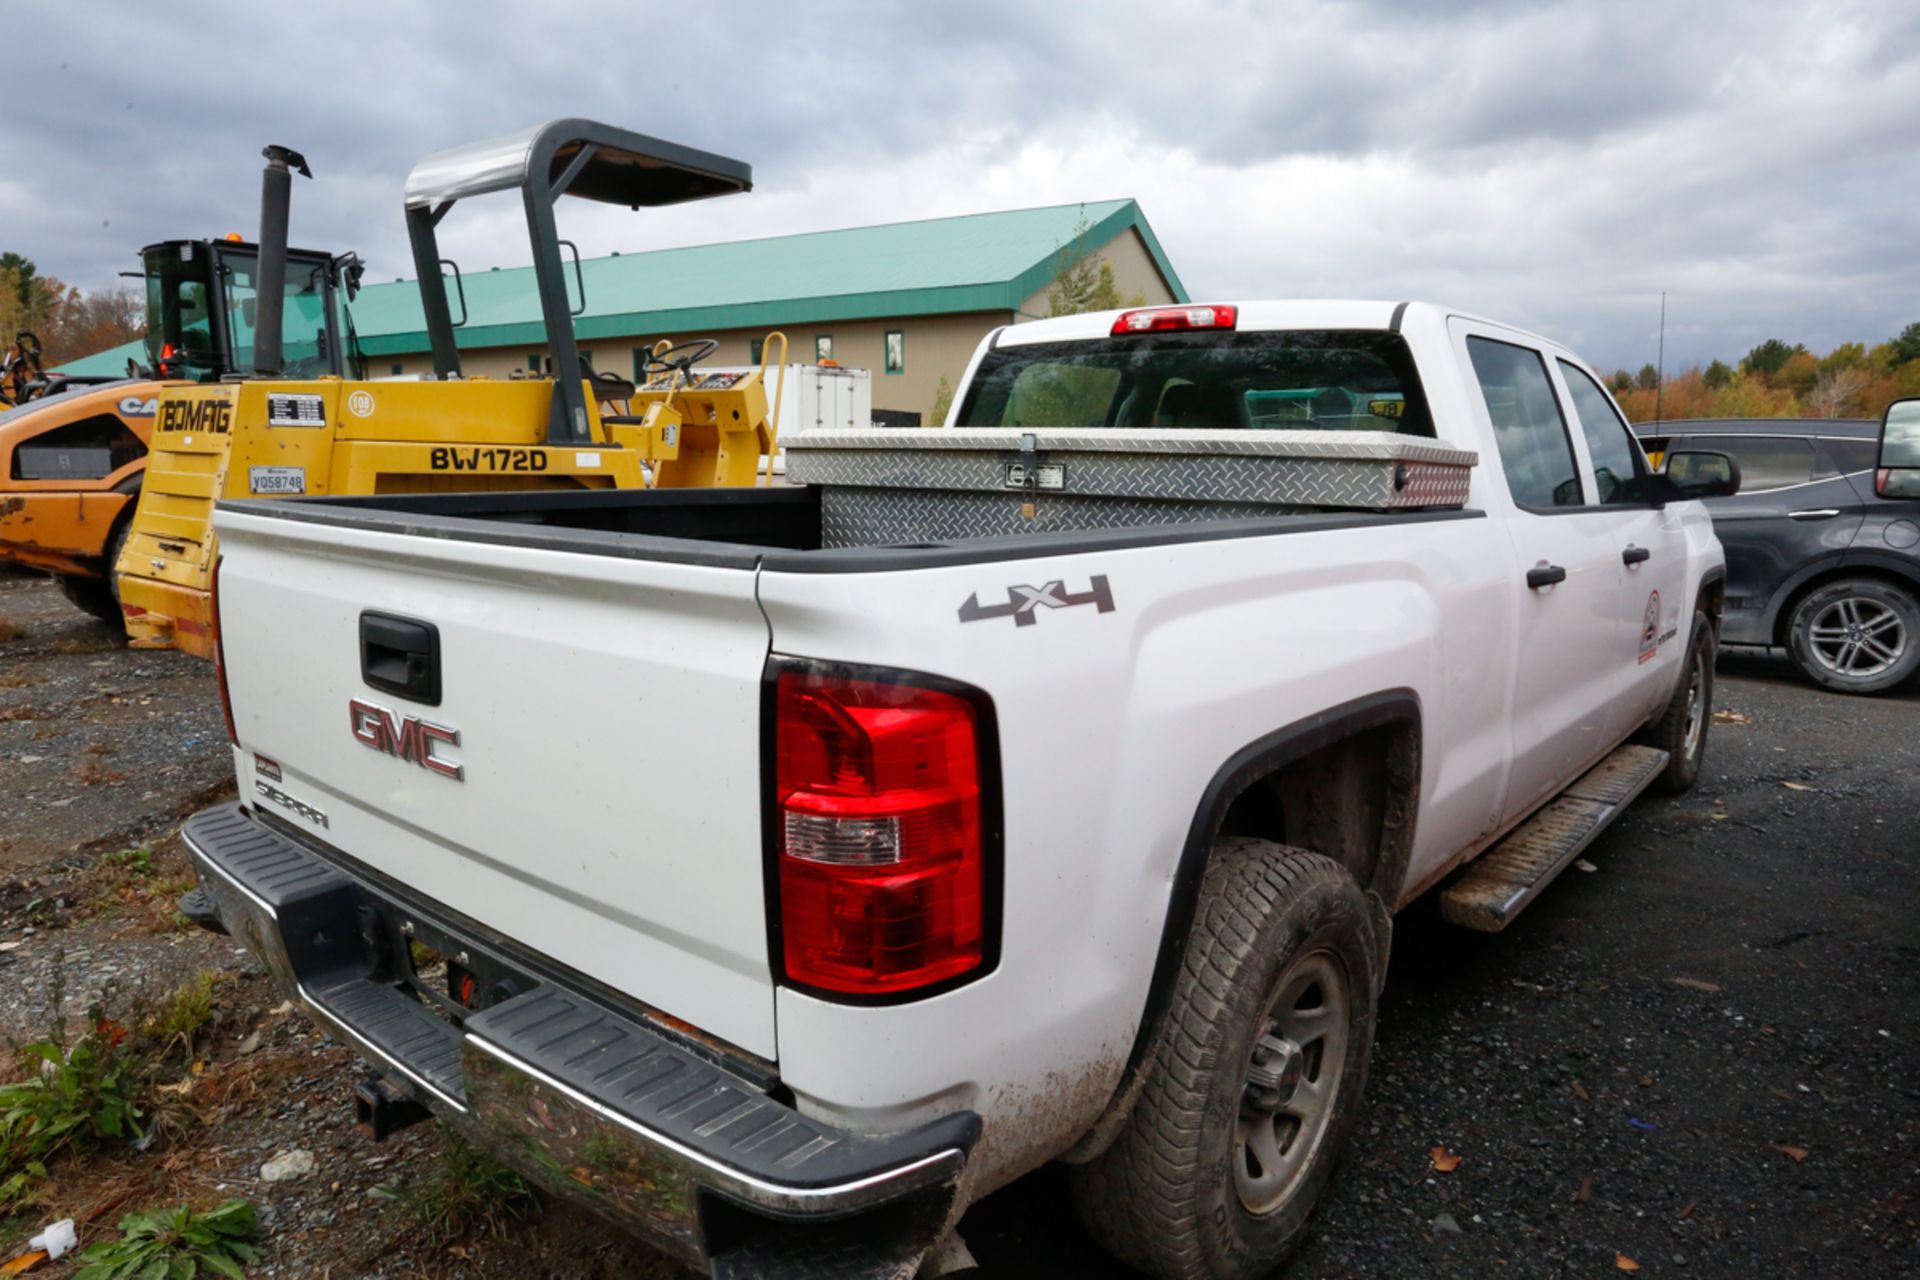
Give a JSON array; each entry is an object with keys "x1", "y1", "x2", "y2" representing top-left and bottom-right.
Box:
[
  {"x1": 0, "y1": 669, "x2": 33, "y2": 688},
  {"x1": 144, "y1": 971, "x2": 220, "y2": 1058},
  {"x1": 385, "y1": 1126, "x2": 539, "y2": 1244},
  {"x1": 49, "y1": 636, "x2": 118, "y2": 655},
  {"x1": 0, "y1": 618, "x2": 22, "y2": 643},
  {"x1": 70, "y1": 1197, "x2": 260, "y2": 1278}
]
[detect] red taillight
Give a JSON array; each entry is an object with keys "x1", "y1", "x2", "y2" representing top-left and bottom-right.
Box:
[
  {"x1": 211, "y1": 557, "x2": 236, "y2": 744},
  {"x1": 1111, "y1": 304, "x2": 1238, "y2": 336},
  {"x1": 773, "y1": 665, "x2": 993, "y2": 997}
]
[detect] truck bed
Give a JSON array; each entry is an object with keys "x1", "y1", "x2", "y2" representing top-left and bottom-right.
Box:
[{"x1": 236, "y1": 484, "x2": 1485, "y2": 572}]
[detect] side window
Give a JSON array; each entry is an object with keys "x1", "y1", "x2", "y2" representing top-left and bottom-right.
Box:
[
  {"x1": 1466, "y1": 336, "x2": 1583, "y2": 509},
  {"x1": 1711, "y1": 436, "x2": 1817, "y2": 493},
  {"x1": 1820, "y1": 437, "x2": 1879, "y2": 476},
  {"x1": 1557, "y1": 360, "x2": 1646, "y2": 504},
  {"x1": 10, "y1": 415, "x2": 146, "y2": 481}
]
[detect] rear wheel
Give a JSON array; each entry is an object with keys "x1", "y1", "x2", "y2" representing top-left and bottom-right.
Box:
[
  {"x1": 1071, "y1": 840, "x2": 1377, "y2": 1280},
  {"x1": 53, "y1": 517, "x2": 132, "y2": 630},
  {"x1": 1786, "y1": 578, "x2": 1920, "y2": 695}
]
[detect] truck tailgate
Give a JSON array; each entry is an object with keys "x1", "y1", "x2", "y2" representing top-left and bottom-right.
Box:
[{"x1": 213, "y1": 507, "x2": 778, "y2": 1058}]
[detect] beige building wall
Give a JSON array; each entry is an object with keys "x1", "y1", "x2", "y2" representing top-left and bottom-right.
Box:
[
  {"x1": 1015, "y1": 228, "x2": 1179, "y2": 319},
  {"x1": 379, "y1": 226, "x2": 1177, "y2": 422}
]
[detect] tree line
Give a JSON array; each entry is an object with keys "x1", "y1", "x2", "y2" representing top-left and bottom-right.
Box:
[
  {"x1": 1606, "y1": 323, "x2": 1920, "y2": 423},
  {"x1": 0, "y1": 252, "x2": 147, "y2": 370}
]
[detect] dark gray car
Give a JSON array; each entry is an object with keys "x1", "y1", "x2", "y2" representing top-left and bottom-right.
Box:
[{"x1": 1635, "y1": 415, "x2": 1920, "y2": 694}]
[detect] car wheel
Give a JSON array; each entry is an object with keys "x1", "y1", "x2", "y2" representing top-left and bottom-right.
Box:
[
  {"x1": 1786, "y1": 578, "x2": 1920, "y2": 695},
  {"x1": 1071, "y1": 840, "x2": 1377, "y2": 1280},
  {"x1": 1633, "y1": 612, "x2": 1715, "y2": 795}
]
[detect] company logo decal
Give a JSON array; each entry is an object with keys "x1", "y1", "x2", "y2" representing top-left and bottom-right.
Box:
[
  {"x1": 349, "y1": 698, "x2": 463, "y2": 780},
  {"x1": 346, "y1": 389, "x2": 376, "y2": 418},
  {"x1": 157, "y1": 399, "x2": 233, "y2": 433},
  {"x1": 118, "y1": 396, "x2": 158, "y2": 417},
  {"x1": 960, "y1": 575, "x2": 1115, "y2": 628},
  {"x1": 1638, "y1": 590, "x2": 1661, "y2": 664}
]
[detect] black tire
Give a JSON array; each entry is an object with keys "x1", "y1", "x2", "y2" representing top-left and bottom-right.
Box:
[
  {"x1": 1071, "y1": 840, "x2": 1378, "y2": 1280},
  {"x1": 1785, "y1": 577, "x2": 1920, "y2": 695},
  {"x1": 1633, "y1": 612, "x2": 1715, "y2": 795},
  {"x1": 53, "y1": 516, "x2": 132, "y2": 630}
]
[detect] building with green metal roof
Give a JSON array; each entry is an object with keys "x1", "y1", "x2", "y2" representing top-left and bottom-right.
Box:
[{"x1": 62, "y1": 198, "x2": 1185, "y2": 419}]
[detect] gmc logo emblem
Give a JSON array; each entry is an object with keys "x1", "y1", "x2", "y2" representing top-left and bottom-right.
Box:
[{"x1": 349, "y1": 698, "x2": 464, "y2": 781}]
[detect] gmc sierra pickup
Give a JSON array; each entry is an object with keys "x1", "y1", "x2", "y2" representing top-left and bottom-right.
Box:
[{"x1": 180, "y1": 302, "x2": 1738, "y2": 1279}]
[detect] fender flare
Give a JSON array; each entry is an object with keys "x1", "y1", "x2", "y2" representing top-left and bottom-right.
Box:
[
  {"x1": 1060, "y1": 690, "x2": 1422, "y2": 1164},
  {"x1": 1139, "y1": 689, "x2": 1420, "y2": 1073}
]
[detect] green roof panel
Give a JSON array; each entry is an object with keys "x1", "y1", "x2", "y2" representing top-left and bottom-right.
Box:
[{"x1": 61, "y1": 199, "x2": 1187, "y2": 368}]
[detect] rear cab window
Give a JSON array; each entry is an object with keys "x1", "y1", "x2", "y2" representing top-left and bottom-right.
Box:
[{"x1": 954, "y1": 330, "x2": 1436, "y2": 436}]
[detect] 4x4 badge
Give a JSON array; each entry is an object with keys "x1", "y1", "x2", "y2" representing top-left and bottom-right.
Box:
[{"x1": 959, "y1": 575, "x2": 1114, "y2": 627}]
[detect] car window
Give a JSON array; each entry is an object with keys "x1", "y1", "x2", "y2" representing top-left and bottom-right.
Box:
[
  {"x1": 955, "y1": 331, "x2": 1435, "y2": 435},
  {"x1": 1466, "y1": 336, "x2": 1582, "y2": 509},
  {"x1": 1706, "y1": 436, "x2": 1818, "y2": 493},
  {"x1": 1557, "y1": 360, "x2": 1645, "y2": 504},
  {"x1": 1821, "y1": 437, "x2": 1879, "y2": 476}
]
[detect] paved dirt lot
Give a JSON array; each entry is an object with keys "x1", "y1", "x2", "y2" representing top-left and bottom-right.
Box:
[{"x1": 3, "y1": 571, "x2": 1915, "y2": 1277}]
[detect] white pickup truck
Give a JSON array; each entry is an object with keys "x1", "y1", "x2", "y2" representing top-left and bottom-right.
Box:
[{"x1": 181, "y1": 302, "x2": 1739, "y2": 1279}]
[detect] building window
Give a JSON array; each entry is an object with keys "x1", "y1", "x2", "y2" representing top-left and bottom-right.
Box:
[
  {"x1": 884, "y1": 330, "x2": 905, "y2": 375},
  {"x1": 750, "y1": 337, "x2": 765, "y2": 365},
  {"x1": 389, "y1": 362, "x2": 403, "y2": 377},
  {"x1": 632, "y1": 346, "x2": 646, "y2": 382},
  {"x1": 815, "y1": 335, "x2": 833, "y2": 363},
  {"x1": 528, "y1": 351, "x2": 543, "y2": 376}
]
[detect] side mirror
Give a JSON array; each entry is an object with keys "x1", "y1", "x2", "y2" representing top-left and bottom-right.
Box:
[
  {"x1": 1662, "y1": 449, "x2": 1742, "y2": 499},
  {"x1": 1878, "y1": 396, "x2": 1920, "y2": 499}
]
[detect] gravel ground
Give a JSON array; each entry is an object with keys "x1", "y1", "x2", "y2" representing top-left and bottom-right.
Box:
[
  {"x1": 2, "y1": 575, "x2": 1914, "y2": 1277},
  {"x1": 0, "y1": 573, "x2": 229, "y2": 868}
]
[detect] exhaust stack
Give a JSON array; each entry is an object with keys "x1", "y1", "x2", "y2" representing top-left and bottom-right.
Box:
[{"x1": 253, "y1": 144, "x2": 312, "y2": 378}]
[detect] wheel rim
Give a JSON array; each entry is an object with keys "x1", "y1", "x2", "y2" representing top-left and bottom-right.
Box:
[
  {"x1": 1234, "y1": 949, "x2": 1350, "y2": 1215},
  {"x1": 1807, "y1": 596, "x2": 1907, "y2": 678},
  {"x1": 1680, "y1": 645, "x2": 1707, "y2": 760}
]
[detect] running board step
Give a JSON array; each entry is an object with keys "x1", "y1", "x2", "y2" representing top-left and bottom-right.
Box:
[{"x1": 1441, "y1": 744, "x2": 1669, "y2": 932}]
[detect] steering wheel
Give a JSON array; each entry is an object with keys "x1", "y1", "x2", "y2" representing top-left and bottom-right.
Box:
[{"x1": 641, "y1": 338, "x2": 720, "y2": 379}]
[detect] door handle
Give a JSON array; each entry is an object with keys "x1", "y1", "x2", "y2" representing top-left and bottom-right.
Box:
[
  {"x1": 360, "y1": 612, "x2": 442, "y2": 706},
  {"x1": 1526, "y1": 564, "x2": 1568, "y2": 590},
  {"x1": 1622, "y1": 545, "x2": 1651, "y2": 566},
  {"x1": 1787, "y1": 509, "x2": 1840, "y2": 521}
]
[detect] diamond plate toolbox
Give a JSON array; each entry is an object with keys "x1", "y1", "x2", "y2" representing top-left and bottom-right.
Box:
[{"x1": 784, "y1": 427, "x2": 1478, "y2": 547}]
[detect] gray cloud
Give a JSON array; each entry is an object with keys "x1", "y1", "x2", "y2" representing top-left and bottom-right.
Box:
[{"x1": 3, "y1": 0, "x2": 1917, "y2": 371}]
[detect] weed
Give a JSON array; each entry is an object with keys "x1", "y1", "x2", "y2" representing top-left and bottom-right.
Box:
[
  {"x1": 387, "y1": 1126, "x2": 539, "y2": 1244},
  {"x1": 72, "y1": 1198, "x2": 260, "y2": 1279},
  {"x1": 144, "y1": 971, "x2": 219, "y2": 1057},
  {"x1": 0, "y1": 669, "x2": 32, "y2": 688},
  {"x1": 0, "y1": 1003, "x2": 149, "y2": 1206},
  {"x1": 77, "y1": 759, "x2": 131, "y2": 786},
  {"x1": 0, "y1": 619, "x2": 21, "y2": 643},
  {"x1": 107, "y1": 847, "x2": 154, "y2": 875}
]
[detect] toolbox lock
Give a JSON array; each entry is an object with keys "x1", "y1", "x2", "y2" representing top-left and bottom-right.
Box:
[{"x1": 359, "y1": 612, "x2": 442, "y2": 706}]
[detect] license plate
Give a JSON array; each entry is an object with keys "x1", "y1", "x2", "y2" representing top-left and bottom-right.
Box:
[{"x1": 249, "y1": 466, "x2": 306, "y2": 495}]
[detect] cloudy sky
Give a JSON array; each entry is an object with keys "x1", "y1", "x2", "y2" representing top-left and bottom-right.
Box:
[{"x1": 6, "y1": 0, "x2": 1917, "y2": 370}]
